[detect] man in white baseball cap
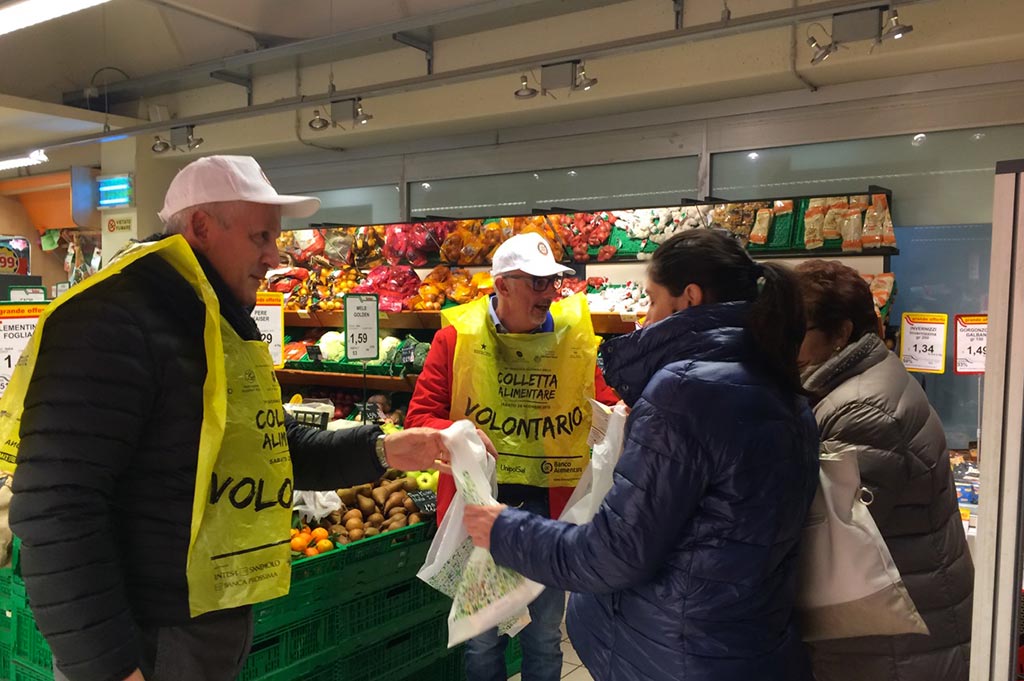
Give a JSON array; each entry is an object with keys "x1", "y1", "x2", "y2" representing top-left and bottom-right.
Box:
[
  {"x1": 7, "y1": 155, "x2": 461, "y2": 681},
  {"x1": 407, "y1": 231, "x2": 618, "y2": 681}
]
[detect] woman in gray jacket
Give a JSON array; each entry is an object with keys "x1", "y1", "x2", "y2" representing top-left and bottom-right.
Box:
[{"x1": 794, "y1": 260, "x2": 973, "y2": 681}]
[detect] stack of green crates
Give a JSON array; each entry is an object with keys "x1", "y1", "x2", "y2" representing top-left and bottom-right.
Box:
[{"x1": 0, "y1": 523, "x2": 466, "y2": 681}]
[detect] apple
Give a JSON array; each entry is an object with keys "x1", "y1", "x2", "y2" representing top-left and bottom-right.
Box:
[
  {"x1": 429, "y1": 470, "x2": 440, "y2": 492},
  {"x1": 416, "y1": 472, "x2": 434, "y2": 491},
  {"x1": 405, "y1": 470, "x2": 420, "y2": 479}
]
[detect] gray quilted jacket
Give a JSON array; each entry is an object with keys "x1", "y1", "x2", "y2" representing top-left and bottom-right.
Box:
[{"x1": 803, "y1": 334, "x2": 973, "y2": 681}]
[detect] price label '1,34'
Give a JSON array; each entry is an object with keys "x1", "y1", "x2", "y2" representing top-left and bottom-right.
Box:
[
  {"x1": 954, "y1": 314, "x2": 987, "y2": 375},
  {"x1": 900, "y1": 312, "x2": 948, "y2": 374}
]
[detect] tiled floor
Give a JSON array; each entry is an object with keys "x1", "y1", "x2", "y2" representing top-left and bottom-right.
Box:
[{"x1": 507, "y1": 620, "x2": 593, "y2": 681}]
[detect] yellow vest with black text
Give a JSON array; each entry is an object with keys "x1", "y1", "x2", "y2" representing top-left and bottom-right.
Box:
[
  {"x1": 444, "y1": 294, "x2": 598, "y2": 488},
  {"x1": 0, "y1": 236, "x2": 293, "y2": 617}
]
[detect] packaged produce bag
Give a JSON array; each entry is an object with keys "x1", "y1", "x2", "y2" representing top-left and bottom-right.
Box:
[
  {"x1": 417, "y1": 420, "x2": 544, "y2": 647},
  {"x1": 559, "y1": 400, "x2": 629, "y2": 525},
  {"x1": 797, "y1": 445, "x2": 928, "y2": 641}
]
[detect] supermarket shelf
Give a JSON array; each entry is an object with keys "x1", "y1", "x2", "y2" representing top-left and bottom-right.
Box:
[
  {"x1": 276, "y1": 369, "x2": 419, "y2": 392},
  {"x1": 286, "y1": 310, "x2": 441, "y2": 329},
  {"x1": 750, "y1": 247, "x2": 899, "y2": 260},
  {"x1": 286, "y1": 310, "x2": 638, "y2": 334}
]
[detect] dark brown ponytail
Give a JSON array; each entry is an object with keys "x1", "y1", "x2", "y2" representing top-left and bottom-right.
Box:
[{"x1": 649, "y1": 230, "x2": 806, "y2": 395}]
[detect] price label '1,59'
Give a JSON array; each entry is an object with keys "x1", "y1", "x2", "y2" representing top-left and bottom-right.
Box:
[
  {"x1": 344, "y1": 294, "x2": 379, "y2": 362},
  {"x1": 900, "y1": 312, "x2": 948, "y2": 374},
  {"x1": 954, "y1": 314, "x2": 987, "y2": 375},
  {"x1": 0, "y1": 303, "x2": 47, "y2": 398}
]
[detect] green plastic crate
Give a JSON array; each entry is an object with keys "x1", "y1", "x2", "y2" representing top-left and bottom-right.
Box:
[
  {"x1": 250, "y1": 577, "x2": 449, "y2": 658},
  {"x1": 261, "y1": 523, "x2": 433, "y2": 627},
  {"x1": 10, "y1": 660, "x2": 51, "y2": 681},
  {"x1": 12, "y1": 603, "x2": 50, "y2": 674},
  {"x1": 397, "y1": 635, "x2": 521, "y2": 681},
  {"x1": 247, "y1": 615, "x2": 449, "y2": 681}
]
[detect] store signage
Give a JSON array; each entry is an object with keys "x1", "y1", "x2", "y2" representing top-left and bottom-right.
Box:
[
  {"x1": 252, "y1": 292, "x2": 284, "y2": 367},
  {"x1": 954, "y1": 314, "x2": 987, "y2": 375},
  {"x1": 105, "y1": 214, "x2": 135, "y2": 234},
  {"x1": 97, "y1": 174, "x2": 134, "y2": 209},
  {"x1": 900, "y1": 312, "x2": 948, "y2": 374},
  {"x1": 344, "y1": 294, "x2": 379, "y2": 362},
  {"x1": 0, "y1": 303, "x2": 46, "y2": 398},
  {"x1": 0, "y1": 238, "x2": 30, "y2": 275},
  {"x1": 8, "y1": 287, "x2": 45, "y2": 302}
]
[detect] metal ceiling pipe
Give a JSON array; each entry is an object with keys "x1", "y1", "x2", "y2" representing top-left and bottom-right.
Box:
[{"x1": 9, "y1": 0, "x2": 931, "y2": 160}]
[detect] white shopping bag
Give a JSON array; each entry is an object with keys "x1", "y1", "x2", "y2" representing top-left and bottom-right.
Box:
[
  {"x1": 417, "y1": 420, "x2": 545, "y2": 647},
  {"x1": 559, "y1": 400, "x2": 629, "y2": 525},
  {"x1": 797, "y1": 445, "x2": 928, "y2": 641}
]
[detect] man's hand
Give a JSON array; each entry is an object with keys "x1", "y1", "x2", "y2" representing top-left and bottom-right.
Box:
[
  {"x1": 383, "y1": 427, "x2": 450, "y2": 472},
  {"x1": 464, "y1": 504, "x2": 508, "y2": 550},
  {"x1": 123, "y1": 669, "x2": 146, "y2": 681}
]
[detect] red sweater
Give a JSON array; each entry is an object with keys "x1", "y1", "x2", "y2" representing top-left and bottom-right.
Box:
[{"x1": 405, "y1": 324, "x2": 619, "y2": 523}]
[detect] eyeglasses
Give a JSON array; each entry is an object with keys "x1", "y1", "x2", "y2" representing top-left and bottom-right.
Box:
[{"x1": 502, "y1": 274, "x2": 563, "y2": 292}]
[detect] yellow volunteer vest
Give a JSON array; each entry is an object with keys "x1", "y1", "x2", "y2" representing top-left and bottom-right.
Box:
[
  {"x1": 445, "y1": 294, "x2": 598, "y2": 487},
  {"x1": 0, "y1": 236, "x2": 293, "y2": 617}
]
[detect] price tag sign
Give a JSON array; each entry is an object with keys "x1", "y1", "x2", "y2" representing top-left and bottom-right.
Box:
[
  {"x1": 252, "y1": 292, "x2": 284, "y2": 367},
  {"x1": 954, "y1": 314, "x2": 987, "y2": 375},
  {"x1": 407, "y1": 490, "x2": 437, "y2": 515},
  {"x1": 900, "y1": 312, "x2": 948, "y2": 374},
  {"x1": 344, "y1": 294, "x2": 379, "y2": 361},
  {"x1": 0, "y1": 238, "x2": 29, "y2": 276},
  {"x1": 0, "y1": 303, "x2": 47, "y2": 397}
]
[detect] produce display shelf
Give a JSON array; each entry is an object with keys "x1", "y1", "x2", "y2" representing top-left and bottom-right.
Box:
[
  {"x1": 284, "y1": 311, "x2": 638, "y2": 335},
  {"x1": 12, "y1": 603, "x2": 50, "y2": 674},
  {"x1": 286, "y1": 310, "x2": 442, "y2": 329},
  {"x1": 10, "y1": 660, "x2": 50, "y2": 681},
  {"x1": 275, "y1": 369, "x2": 419, "y2": 392}
]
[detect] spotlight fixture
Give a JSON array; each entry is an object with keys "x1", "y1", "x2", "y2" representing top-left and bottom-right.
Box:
[
  {"x1": 747, "y1": 151, "x2": 760, "y2": 161},
  {"x1": 514, "y1": 75, "x2": 538, "y2": 100},
  {"x1": 170, "y1": 124, "x2": 204, "y2": 151},
  {"x1": 151, "y1": 136, "x2": 171, "y2": 153},
  {"x1": 308, "y1": 110, "x2": 330, "y2": 130},
  {"x1": 574, "y1": 62, "x2": 598, "y2": 91},
  {"x1": 971, "y1": 132, "x2": 986, "y2": 141},
  {"x1": 911, "y1": 133, "x2": 927, "y2": 147},
  {"x1": 354, "y1": 99, "x2": 372, "y2": 126},
  {"x1": 807, "y1": 36, "x2": 838, "y2": 65},
  {"x1": 881, "y1": 9, "x2": 913, "y2": 41}
]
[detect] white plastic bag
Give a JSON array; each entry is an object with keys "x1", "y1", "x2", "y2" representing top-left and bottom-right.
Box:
[
  {"x1": 797, "y1": 445, "x2": 928, "y2": 641},
  {"x1": 559, "y1": 400, "x2": 629, "y2": 525},
  {"x1": 417, "y1": 420, "x2": 544, "y2": 647},
  {"x1": 291, "y1": 491, "x2": 342, "y2": 524}
]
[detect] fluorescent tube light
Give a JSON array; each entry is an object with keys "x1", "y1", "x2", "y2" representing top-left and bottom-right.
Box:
[
  {"x1": 0, "y1": 0, "x2": 112, "y2": 36},
  {"x1": 0, "y1": 150, "x2": 48, "y2": 172}
]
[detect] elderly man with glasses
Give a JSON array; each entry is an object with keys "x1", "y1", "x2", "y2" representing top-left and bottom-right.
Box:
[{"x1": 407, "y1": 232, "x2": 618, "y2": 681}]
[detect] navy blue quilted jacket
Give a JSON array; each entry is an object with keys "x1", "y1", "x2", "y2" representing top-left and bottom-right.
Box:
[{"x1": 490, "y1": 302, "x2": 820, "y2": 681}]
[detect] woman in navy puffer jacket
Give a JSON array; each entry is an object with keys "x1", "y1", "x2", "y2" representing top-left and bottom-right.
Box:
[{"x1": 465, "y1": 230, "x2": 820, "y2": 681}]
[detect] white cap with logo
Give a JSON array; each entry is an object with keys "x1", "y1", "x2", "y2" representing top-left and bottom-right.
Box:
[
  {"x1": 490, "y1": 232, "x2": 575, "y2": 278},
  {"x1": 158, "y1": 155, "x2": 321, "y2": 223}
]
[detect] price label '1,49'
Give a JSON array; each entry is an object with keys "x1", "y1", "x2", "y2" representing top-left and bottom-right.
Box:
[
  {"x1": 900, "y1": 312, "x2": 948, "y2": 374},
  {"x1": 954, "y1": 314, "x2": 987, "y2": 375},
  {"x1": 0, "y1": 303, "x2": 47, "y2": 398}
]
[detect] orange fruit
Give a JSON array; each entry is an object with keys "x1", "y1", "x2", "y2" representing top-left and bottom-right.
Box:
[
  {"x1": 290, "y1": 528, "x2": 299, "y2": 537},
  {"x1": 290, "y1": 535, "x2": 309, "y2": 552},
  {"x1": 311, "y1": 527, "x2": 329, "y2": 542},
  {"x1": 304, "y1": 547, "x2": 319, "y2": 557},
  {"x1": 316, "y1": 539, "x2": 334, "y2": 553}
]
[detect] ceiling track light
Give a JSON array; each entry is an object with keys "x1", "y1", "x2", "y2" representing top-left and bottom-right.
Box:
[
  {"x1": 807, "y1": 35, "x2": 838, "y2": 65},
  {"x1": 881, "y1": 9, "x2": 913, "y2": 41},
  {"x1": 354, "y1": 99, "x2": 373, "y2": 126},
  {"x1": 573, "y1": 62, "x2": 598, "y2": 91},
  {"x1": 514, "y1": 75, "x2": 538, "y2": 100},
  {"x1": 151, "y1": 136, "x2": 171, "y2": 153},
  {"x1": 308, "y1": 109, "x2": 330, "y2": 130},
  {"x1": 187, "y1": 132, "x2": 204, "y2": 151}
]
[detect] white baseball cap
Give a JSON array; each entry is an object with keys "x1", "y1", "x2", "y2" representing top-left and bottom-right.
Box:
[
  {"x1": 490, "y1": 232, "x2": 574, "y2": 278},
  {"x1": 158, "y1": 155, "x2": 321, "y2": 223}
]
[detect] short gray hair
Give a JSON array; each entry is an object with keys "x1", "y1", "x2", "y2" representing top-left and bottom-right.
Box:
[{"x1": 163, "y1": 202, "x2": 233, "y2": 235}]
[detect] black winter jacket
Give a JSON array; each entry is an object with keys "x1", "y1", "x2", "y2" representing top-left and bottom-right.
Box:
[{"x1": 9, "y1": 246, "x2": 385, "y2": 681}]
